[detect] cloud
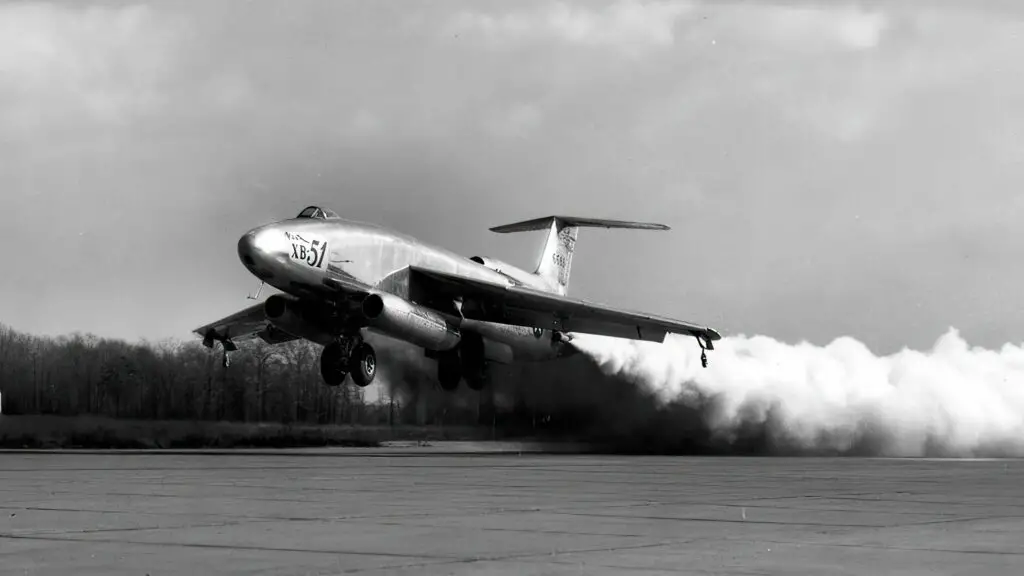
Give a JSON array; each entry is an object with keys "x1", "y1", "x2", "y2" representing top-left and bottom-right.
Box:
[
  {"x1": 483, "y1": 103, "x2": 543, "y2": 139},
  {"x1": 0, "y1": 3, "x2": 183, "y2": 133},
  {"x1": 1, "y1": 0, "x2": 1024, "y2": 356},
  {"x1": 442, "y1": 2, "x2": 893, "y2": 141},
  {"x1": 639, "y1": 4, "x2": 1024, "y2": 145},
  {"x1": 445, "y1": 0, "x2": 695, "y2": 55},
  {"x1": 445, "y1": 1, "x2": 888, "y2": 55},
  {"x1": 348, "y1": 109, "x2": 386, "y2": 139},
  {"x1": 739, "y1": 5, "x2": 890, "y2": 52}
]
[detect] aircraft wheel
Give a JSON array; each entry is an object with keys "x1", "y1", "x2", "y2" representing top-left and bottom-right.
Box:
[
  {"x1": 438, "y1": 353, "x2": 461, "y2": 391},
  {"x1": 349, "y1": 343, "x2": 377, "y2": 388},
  {"x1": 320, "y1": 342, "x2": 348, "y2": 387}
]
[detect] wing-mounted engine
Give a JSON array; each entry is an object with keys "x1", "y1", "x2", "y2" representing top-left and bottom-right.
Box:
[
  {"x1": 469, "y1": 256, "x2": 552, "y2": 291},
  {"x1": 360, "y1": 291, "x2": 461, "y2": 352},
  {"x1": 263, "y1": 294, "x2": 338, "y2": 346}
]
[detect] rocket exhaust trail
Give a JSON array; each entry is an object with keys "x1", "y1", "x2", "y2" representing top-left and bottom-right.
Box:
[{"x1": 570, "y1": 329, "x2": 1024, "y2": 457}]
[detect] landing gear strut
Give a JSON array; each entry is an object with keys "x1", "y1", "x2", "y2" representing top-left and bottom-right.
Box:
[
  {"x1": 320, "y1": 334, "x2": 377, "y2": 388},
  {"x1": 696, "y1": 335, "x2": 714, "y2": 368},
  {"x1": 459, "y1": 333, "x2": 489, "y2": 392},
  {"x1": 437, "y1": 350, "x2": 461, "y2": 391}
]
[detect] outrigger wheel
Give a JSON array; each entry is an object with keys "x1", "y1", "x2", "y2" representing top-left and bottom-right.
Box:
[
  {"x1": 220, "y1": 338, "x2": 238, "y2": 368},
  {"x1": 696, "y1": 334, "x2": 714, "y2": 368}
]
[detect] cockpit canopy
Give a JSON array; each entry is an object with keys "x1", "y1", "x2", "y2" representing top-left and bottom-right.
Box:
[{"x1": 296, "y1": 205, "x2": 340, "y2": 220}]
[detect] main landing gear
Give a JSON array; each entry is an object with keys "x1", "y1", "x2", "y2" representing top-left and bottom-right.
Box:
[
  {"x1": 433, "y1": 334, "x2": 489, "y2": 392},
  {"x1": 320, "y1": 334, "x2": 377, "y2": 388},
  {"x1": 435, "y1": 350, "x2": 489, "y2": 392},
  {"x1": 696, "y1": 335, "x2": 714, "y2": 368},
  {"x1": 437, "y1": 351, "x2": 461, "y2": 392}
]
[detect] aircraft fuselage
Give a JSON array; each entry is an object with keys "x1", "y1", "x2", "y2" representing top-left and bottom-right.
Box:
[
  {"x1": 197, "y1": 205, "x2": 720, "y2": 389},
  {"x1": 236, "y1": 215, "x2": 574, "y2": 363}
]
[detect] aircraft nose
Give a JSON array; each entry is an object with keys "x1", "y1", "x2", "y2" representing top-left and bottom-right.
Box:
[
  {"x1": 237, "y1": 231, "x2": 258, "y2": 269},
  {"x1": 237, "y1": 227, "x2": 286, "y2": 278}
]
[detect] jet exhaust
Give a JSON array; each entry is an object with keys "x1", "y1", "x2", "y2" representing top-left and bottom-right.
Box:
[{"x1": 570, "y1": 329, "x2": 1024, "y2": 457}]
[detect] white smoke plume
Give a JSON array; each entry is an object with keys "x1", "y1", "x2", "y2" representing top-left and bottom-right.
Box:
[{"x1": 571, "y1": 329, "x2": 1024, "y2": 457}]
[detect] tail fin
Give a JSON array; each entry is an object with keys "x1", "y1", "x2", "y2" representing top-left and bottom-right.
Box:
[{"x1": 489, "y1": 216, "x2": 669, "y2": 295}]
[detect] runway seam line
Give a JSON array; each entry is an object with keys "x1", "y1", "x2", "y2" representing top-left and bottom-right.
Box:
[
  {"x1": 334, "y1": 538, "x2": 697, "y2": 574},
  {"x1": 0, "y1": 533, "x2": 459, "y2": 560},
  {"x1": 752, "y1": 538, "x2": 1024, "y2": 557}
]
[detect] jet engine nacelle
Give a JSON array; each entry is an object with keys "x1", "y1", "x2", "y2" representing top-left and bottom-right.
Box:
[
  {"x1": 361, "y1": 292, "x2": 461, "y2": 351},
  {"x1": 264, "y1": 294, "x2": 335, "y2": 345},
  {"x1": 470, "y1": 256, "x2": 549, "y2": 290}
]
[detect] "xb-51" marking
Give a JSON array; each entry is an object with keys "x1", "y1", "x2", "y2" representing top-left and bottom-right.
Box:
[{"x1": 285, "y1": 232, "x2": 328, "y2": 269}]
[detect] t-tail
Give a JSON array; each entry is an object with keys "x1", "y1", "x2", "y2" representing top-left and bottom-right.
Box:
[{"x1": 489, "y1": 216, "x2": 670, "y2": 296}]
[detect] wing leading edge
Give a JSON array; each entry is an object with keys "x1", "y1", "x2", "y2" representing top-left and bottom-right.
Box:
[
  {"x1": 195, "y1": 265, "x2": 374, "y2": 351},
  {"x1": 409, "y1": 266, "x2": 721, "y2": 344},
  {"x1": 193, "y1": 301, "x2": 296, "y2": 350}
]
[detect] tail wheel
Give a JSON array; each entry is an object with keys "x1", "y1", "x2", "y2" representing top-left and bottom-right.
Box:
[
  {"x1": 320, "y1": 342, "x2": 348, "y2": 387},
  {"x1": 349, "y1": 343, "x2": 377, "y2": 388}
]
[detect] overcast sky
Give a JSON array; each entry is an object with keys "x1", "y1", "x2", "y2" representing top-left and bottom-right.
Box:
[{"x1": 2, "y1": 0, "x2": 1024, "y2": 354}]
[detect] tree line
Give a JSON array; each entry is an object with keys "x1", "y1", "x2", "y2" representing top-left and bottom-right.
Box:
[{"x1": 0, "y1": 322, "x2": 633, "y2": 435}]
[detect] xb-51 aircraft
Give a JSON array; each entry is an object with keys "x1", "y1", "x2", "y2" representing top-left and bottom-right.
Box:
[{"x1": 194, "y1": 206, "x2": 721, "y2": 391}]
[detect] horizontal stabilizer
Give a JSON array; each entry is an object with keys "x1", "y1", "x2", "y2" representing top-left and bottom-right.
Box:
[{"x1": 490, "y1": 216, "x2": 669, "y2": 233}]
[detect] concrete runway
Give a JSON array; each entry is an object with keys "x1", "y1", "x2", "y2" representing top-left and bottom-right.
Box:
[{"x1": 1, "y1": 448, "x2": 1022, "y2": 575}]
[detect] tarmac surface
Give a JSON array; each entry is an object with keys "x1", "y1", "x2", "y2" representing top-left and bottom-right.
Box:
[{"x1": 1, "y1": 446, "x2": 1022, "y2": 575}]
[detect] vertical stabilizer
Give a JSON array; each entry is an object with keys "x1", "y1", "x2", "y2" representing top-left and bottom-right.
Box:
[
  {"x1": 489, "y1": 216, "x2": 670, "y2": 296},
  {"x1": 533, "y1": 218, "x2": 578, "y2": 295}
]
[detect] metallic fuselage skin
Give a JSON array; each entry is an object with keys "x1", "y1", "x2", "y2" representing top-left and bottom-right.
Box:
[{"x1": 237, "y1": 216, "x2": 574, "y2": 362}]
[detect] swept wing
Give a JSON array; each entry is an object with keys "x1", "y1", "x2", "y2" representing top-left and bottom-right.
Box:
[
  {"x1": 192, "y1": 301, "x2": 281, "y2": 350},
  {"x1": 409, "y1": 266, "x2": 720, "y2": 344},
  {"x1": 195, "y1": 266, "x2": 372, "y2": 349}
]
